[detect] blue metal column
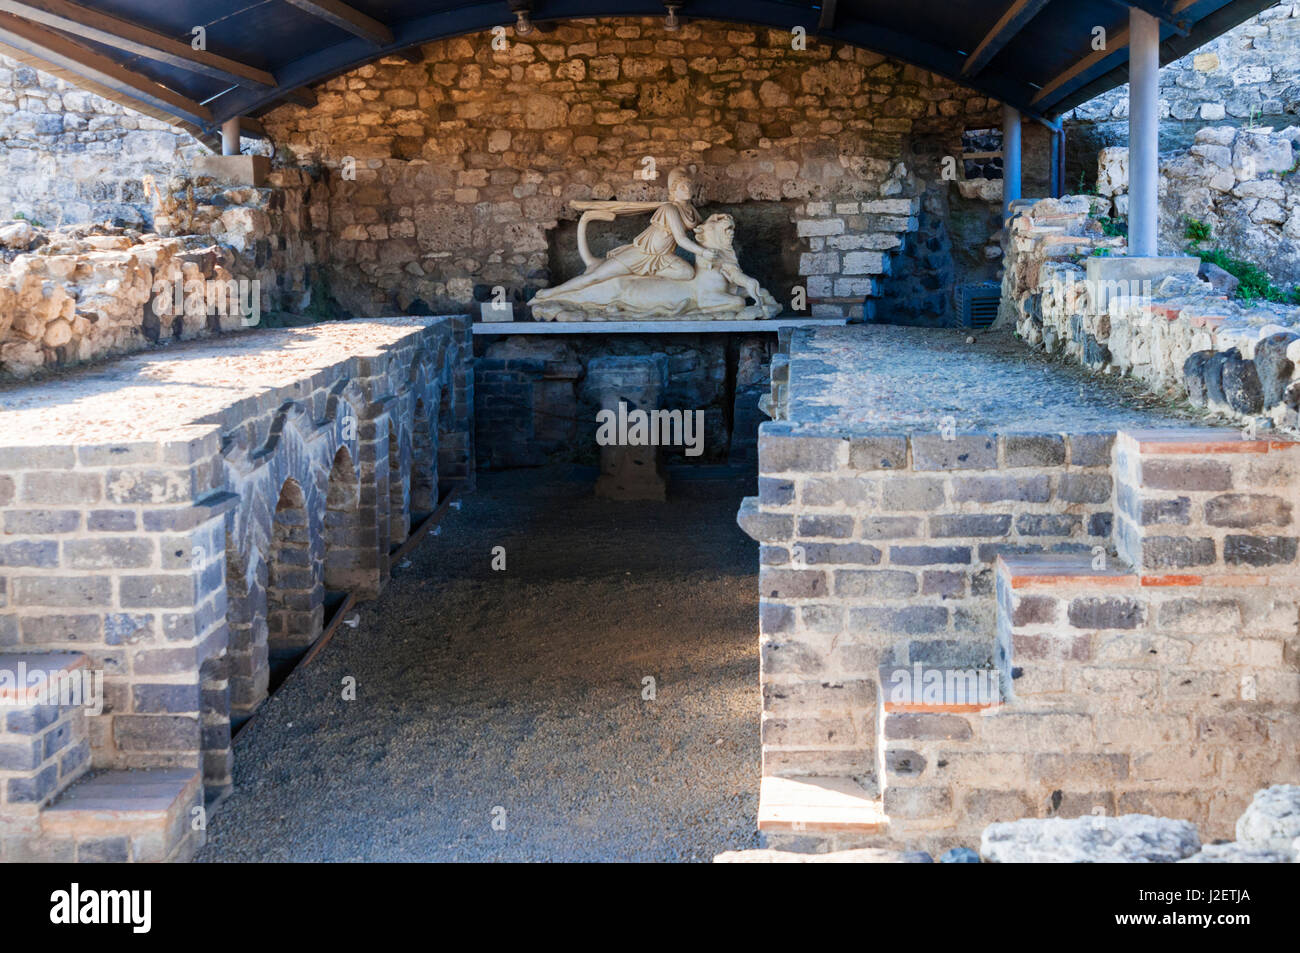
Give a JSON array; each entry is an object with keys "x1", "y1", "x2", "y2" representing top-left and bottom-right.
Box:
[{"x1": 1129, "y1": 7, "x2": 1161, "y2": 256}]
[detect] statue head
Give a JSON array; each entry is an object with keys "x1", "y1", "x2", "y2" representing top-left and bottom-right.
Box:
[
  {"x1": 666, "y1": 167, "x2": 694, "y2": 202},
  {"x1": 693, "y1": 213, "x2": 737, "y2": 255}
]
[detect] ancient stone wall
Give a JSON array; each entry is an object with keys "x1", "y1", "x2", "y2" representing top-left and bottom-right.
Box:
[
  {"x1": 0, "y1": 54, "x2": 202, "y2": 229},
  {"x1": 1065, "y1": 2, "x2": 1300, "y2": 185},
  {"x1": 1002, "y1": 145, "x2": 1300, "y2": 435},
  {"x1": 258, "y1": 17, "x2": 1012, "y2": 321},
  {"x1": 0, "y1": 162, "x2": 325, "y2": 379},
  {"x1": 1097, "y1": 127, "x2": 1300, "y2": 284}
]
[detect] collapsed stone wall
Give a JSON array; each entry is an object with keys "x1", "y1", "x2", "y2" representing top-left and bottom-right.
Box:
[
  {"x1": 1116, "y1": 126, "x2": 1300, "y2": 284},
  {"x1": 0, "y1": 54, "x2": 202, "y2": 229},
  {"x1": 258, "y1": 17, "x2": 1012, "y2": 320},
  {"x1": 1002, "y1": 132, "x2": 1300, "y2": 433},
  {"x1": 1065, "y1": 2, "x2": 1300, "y2": 185},
  {"x1": 0, "y1": 163, "x2": 325, "y2": 379}
]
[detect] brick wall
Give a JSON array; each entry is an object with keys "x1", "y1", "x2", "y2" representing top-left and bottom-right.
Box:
[{"x1": 743, "y1": 425, "x2": 1116, "y2": 790}]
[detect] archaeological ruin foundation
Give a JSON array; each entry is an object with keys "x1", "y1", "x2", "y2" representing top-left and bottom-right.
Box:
[{"x1": 1, "y1": 0, "x2": 1299, "y2": 869}]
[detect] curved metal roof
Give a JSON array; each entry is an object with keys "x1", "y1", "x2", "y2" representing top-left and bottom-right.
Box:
[{"x1": 0, "y1": 0, "x2": 1278, "y2": 146}]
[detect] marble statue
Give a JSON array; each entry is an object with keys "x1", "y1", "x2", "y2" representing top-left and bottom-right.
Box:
[{"x1": 530, "y1": 167, "x2": 780, "y2": 321}]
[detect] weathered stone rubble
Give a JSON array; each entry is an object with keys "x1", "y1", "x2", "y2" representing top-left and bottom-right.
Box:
[
  {"x1": 981, "y1": 814, "x2": 1202, "y2": 863},
  {"x1": 981, "y1": 785, "x2": 1300, "y2": 862},
  {"x1": 0, "y1": 167, "x2": 324, "y2": 378},
  {"x1": 1098, "y1": 126, "x2": 1300, "y2": 284},
  {"x1": 1002, "y1": 133, "x2": 1300, "y2": 434}
]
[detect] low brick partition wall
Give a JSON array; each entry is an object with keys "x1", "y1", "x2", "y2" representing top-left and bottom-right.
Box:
[
  {"x1": 739, "y1": 324, "x2": 1300, "y2": 851},
  {"x1": 0, "y1": 316, "x2": 472, "y2": 859}
]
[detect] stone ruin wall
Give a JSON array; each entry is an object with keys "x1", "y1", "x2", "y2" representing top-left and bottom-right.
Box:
[
  {"x1": 257, "y1": 17, "x2": 1011, "y2": 323},
  {"x1": 1002, "y1": 126, "x2": 1300, "y2": 435},
  {"x1": 1065, "y1": 1, "x2": 1300, "y2": 186},
  {"x1": 0, "y1": 165, "x2": 326, "y2": 379},
  {"x1": 0, "y1": 54, "x2": 203, "y2": 230}
]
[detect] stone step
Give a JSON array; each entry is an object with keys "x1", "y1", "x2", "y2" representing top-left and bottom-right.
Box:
[
  {"x1": 39, "y1": 768, "x2": 204, "y2": 863},
  {"x1": 757, "y1": 775, "x2": 888, "y2": 835},
  {"x1": 0, "y1": 652, "x2": 93, "y2": 817}
]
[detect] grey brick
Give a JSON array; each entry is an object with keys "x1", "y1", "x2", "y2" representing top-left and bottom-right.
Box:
[
  {"x1": 911, "y1": 434, "x2": 996, "y2": 470},
  {"x1": 1057, "y1": 472, "x2": 1112, "y2": 504},
  {"x1": 1068, "y1": 433, "x2": 1115, "y2": 468},
  {"x1": 19, "y1": 614, "x2": 101, "y2": 643},
  {"x1": 952, "y1": 474, "x2": 1050, "y2": 503},
  {"x1": 77, "y1": 443, "x2": 161, "y2": 467},
  {"x1": 0, "y1": 447, "x2": 75, "y2": 469},
  {"x1": 104, "y1": 468, "x2": 194, "y2": 505},
  {"x1": 64, "y1": 538, "x2": 154, "y2": 570},
  {"x1": 112, "y1": 714, "x2": 199, "y2": 751},
  {"x1": 760, "y1": 432, "x2": 844, "y2": 473},
  {"x1": 1011, "y1": 595, "x2": 1057, "y2": 626},
  {"x1": 1140, "y1": 536, "x2": 1217, "y2": 569},
  {"x1": 834, "y1": 570, "x2": 917, "y2": 598},
  {"x1": 13, "y1": 576, "x2": 111, "y2": 608},
  {"x1": 858, "y1": 516, "x2": 923, "y2": 539},
  {"x1": 1139, "y1": 459, "x2": 1232, "y2": 492},
  {"x1": 1224, "y1": 535, "x2": 1298, "y2": 567},
  {"x1": 890, "y1": 545, "x2": 971, "y2": 566},
  {"x1": 802, "y1": 543, "x2": 882, "y2": 566},
  {"x1": 1204, "y1": 494, "x2": 1292, "y2": 528},
  {"x1": 1088, "y1": 513, "x2": 1114, "y2": 538},
  {"x1": 848, "y1": 435, "x2": 908, "y2": 470},
  {"x1": 3, "y1": 510, "x2": 81, "y2": 534},
  {"x1": 758, "y1": 478, "x2": 794, "y2": 505},
  {"x1": 760, "y1": 569, "x2": 827, "y2": 599},
  {"x1": 1067, "y1": 597, "x2": 1144, "y2": 630},
  {"x1": 879, "y1": 477, "x2": 945, "y2": 511},
  {"x1": 1015, "y1": 513, "x2": 1081, "y2": 537},
  {"x1": 801, "y1": 477, "x2": 874, "y2": 506},
  {"x1": 1003, "y1": 434, "x2": 1066, "y2": 467},
  {"x1": 921, "y1": 571, "x2": 966, "y2": 598},
  {"x1": 0, "y1": 739, "x2": 40, "y2": 770},
  {"x1": 6, "y1": 705, "x2": 58, "y2": 734},
  {"x1": 19, "y1": 472, "x2": 102, "y2": 505},
  {"x1": 760, "y1": 602, "x2": 795, "y2": 636},
  {"x1": 78, "y1": 837, "x2": 131, "y2": 863},
  {"x1": 87, "y1": 510, "x2": 137, "y2": 532},
  {"x1": 119, "y1": 574, "x2": 198, "y2": 608},
  {"x1": 132, "y1": 684, "x2": 202, "y2": 714},
  {"x1": 798, "y1": 515, "x2": 855, "y2": 538},
  {"x1": 850, "y1": 605, "x2": 948, "y2": 634},
  {"x1": 930, "y1": 514, "x2": 1011, "y2": 538},
  {"x1": 7, "y1": 764, "x2": 58, "y2": 803},
  {"x1": 0, "y1": 541, "x2": 58, "y2": 568},
  {"x1": 885, "y1": 712, "x2": 972, "y2": 740}
]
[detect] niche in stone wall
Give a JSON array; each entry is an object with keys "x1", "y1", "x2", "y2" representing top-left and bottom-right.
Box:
[{"x1": 541, "y1": 201, "x2": 800, "y2": 308}]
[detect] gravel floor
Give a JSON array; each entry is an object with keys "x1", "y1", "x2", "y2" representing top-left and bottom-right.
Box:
[{"x1": 198, "y1": 466, "x2": 762, "y2": 862}]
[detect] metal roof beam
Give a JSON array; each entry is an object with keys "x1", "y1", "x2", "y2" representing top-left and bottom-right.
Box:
[
  {"x1": 0, "y1": 11, "x2": 213, "y2": 127},
  {"x1": 962, "y1": 0, "x2": 1053, "y2": 77},
  {"x1": 0, "y1": 0, "x2": 277, "y2": 88},
  {"x1": 283, "y1": 0, "x2": 394, "y2": 47}
]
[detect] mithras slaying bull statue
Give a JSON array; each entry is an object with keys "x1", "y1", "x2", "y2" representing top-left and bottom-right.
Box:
[{"x1": 529, "y1": 167, "x2": 781, "y2": 322}]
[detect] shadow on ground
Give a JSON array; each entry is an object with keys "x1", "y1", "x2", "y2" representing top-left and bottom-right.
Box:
[{"x1": 199, "y1": 465, "x2": 762, "y2": 862}]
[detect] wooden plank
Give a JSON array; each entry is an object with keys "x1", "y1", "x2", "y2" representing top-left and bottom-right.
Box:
[
  {"x1": 757, "y1": 776, "x2": 888, "y2": 834},
  {"x1": 283, "y1": 0, "x2": 393, "y2": 46},
  {"x1": 0, "y1": 0, "x2": 276, "y2": 87},
  {"x1": 0, "y1": 12, "x2": 212, "y2": 125},
  {"x1": 963, "y1": 0, "x2": 1053, "y2": 77}
]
